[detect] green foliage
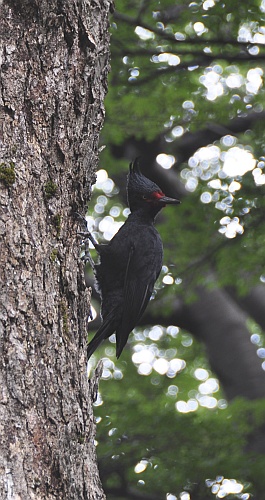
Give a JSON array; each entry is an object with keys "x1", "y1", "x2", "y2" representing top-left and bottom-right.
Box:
[
  {"x1": 92, "y1": 342, "x2": 265, "y2": 498},
  {"x1": 44, "y1": 180, "x2": 57, "y2": 199},
  {"x1": 0, "y1": 161, "x2": 15, "y2": 186},
  {"x1": 98, "y1": 0, "x2": 265, "y2": 294},
  {"x1": 50, "y1": 248, "x2": 59, "y2": 263},
  {"x1": 87, "y1": 323, "x2": 265, "y2": 498},
  {"x1": 104, "y1": 0, "x2": 265, "y2": 147},
  {"x1": 89, "y1": 1, "x2": 265, "y2": 498}
]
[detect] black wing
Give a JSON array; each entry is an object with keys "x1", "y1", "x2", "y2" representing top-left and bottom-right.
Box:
[
  {"x1": 87, "y1": 311, "x2": 117, "y2": 359},
  {"x1": 115, "y1": 237, "x2": 162, "y2": 358}
]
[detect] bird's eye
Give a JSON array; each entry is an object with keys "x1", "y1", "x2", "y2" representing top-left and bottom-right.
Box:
[{"x1": 142, "y1": 195, "x2": 148, "y2": 200}]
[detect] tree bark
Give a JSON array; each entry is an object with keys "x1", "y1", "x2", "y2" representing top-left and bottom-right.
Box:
[{"x1": 0, "y1": 0, "x2": 110, "y2": 498}]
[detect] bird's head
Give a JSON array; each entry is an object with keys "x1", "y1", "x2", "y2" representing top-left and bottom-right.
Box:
[{"x1": 127, "y1": 158, "x2": 180, "y2": 215}]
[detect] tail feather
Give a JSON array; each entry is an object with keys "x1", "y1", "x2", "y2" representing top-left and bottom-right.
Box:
[
  {"x1": 116, "y1": 326, "x2": 131, "y2": 359},
  {"x1": 87, "y1": 314, "x2": 116, "y2": 359}
]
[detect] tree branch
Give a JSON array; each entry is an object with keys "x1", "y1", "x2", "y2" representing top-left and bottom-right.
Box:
[{"x1": 113, "y1": 10, "x2": 265, "y2": 48}]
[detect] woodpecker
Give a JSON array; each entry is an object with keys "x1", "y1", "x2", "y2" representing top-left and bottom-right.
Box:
[{"x1": 86, "y1": 158, "x2": 180, "y2": 359}]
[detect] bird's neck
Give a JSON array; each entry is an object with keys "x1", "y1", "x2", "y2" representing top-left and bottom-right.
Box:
[{"x1": 127, "y1": 207, "x2": 160, "y2": 224}]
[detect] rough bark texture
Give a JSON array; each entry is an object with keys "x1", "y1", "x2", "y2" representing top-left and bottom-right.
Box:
[{"x1": 0, "y1": 0, "x2": 111, "y2": 498}]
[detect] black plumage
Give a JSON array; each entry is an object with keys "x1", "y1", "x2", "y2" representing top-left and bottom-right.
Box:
[{"x1": 86, "y1": 158, "x2": 180, "y2": 359}]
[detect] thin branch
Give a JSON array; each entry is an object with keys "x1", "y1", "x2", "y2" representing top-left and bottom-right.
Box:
[
  {"x1": 123, "y1": 57, "x2": 208, "y2": 86},
  {"x1": 113, "y1": 11, "x2": 265, "y2": 48},
  {"x1": 171, "y1": 110, "x2": 265, "y2": 166},
  {"x1": 111, "y1": 40, "x2": 265, "y2": 61},
  {"x1": 118, "y1": 51, "x2": 265, "y2": 86}
]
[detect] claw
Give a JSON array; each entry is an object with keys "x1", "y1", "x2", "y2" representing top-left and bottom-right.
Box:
[{"x1": 76, "y1": 213, "x2": 98, "y2": 274}]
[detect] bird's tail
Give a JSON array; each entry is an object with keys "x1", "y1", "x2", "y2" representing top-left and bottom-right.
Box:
[
  {"x1": 115, "y1": 325, "x2": 132, "y2": 359},
  {"x1": 87, "y1": 314, "x2": 116, "y2": 359}
]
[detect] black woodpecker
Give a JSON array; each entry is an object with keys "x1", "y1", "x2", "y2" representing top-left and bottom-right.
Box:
[{"x1": 86, "y1": 158, "x2": 180, "y2": 359}]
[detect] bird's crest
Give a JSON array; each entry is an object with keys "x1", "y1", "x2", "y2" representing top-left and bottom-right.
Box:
[
  {"x1": 129, "y1": 157, "x2": 142, "y2": 175},
  {"x1": 128, "y1": 157, "x2": 162, "y2": 207}
]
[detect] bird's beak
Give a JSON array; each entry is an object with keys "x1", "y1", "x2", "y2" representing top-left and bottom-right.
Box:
[{"x1": 158, "y1": 196, "x2": 181, "y2": 205}]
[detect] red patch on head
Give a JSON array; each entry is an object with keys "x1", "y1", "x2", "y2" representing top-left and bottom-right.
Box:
[{"x1": 152, "y1": 191, "x2": 165, "y2": 200}]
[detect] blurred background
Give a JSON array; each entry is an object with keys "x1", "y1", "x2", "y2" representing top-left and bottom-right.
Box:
[{"x1": 86, "y1": 2, "x2": 265, "y2": 498}]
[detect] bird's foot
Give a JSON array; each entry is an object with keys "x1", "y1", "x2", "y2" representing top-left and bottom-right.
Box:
[
  {"x1": 78, "y1": 230, "x2": 99, "y2": 249},
  {"x1": 79, "y1": 236, "x2": 96, "y2": 273},
  {"x1": 75, "y1": 213, "x2": 99, "y2": 249},
  {"x1": 75, "y1": 213, "x2": 98, "y2": 272}
]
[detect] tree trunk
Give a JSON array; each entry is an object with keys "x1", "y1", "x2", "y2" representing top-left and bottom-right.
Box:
[{"x1": 0, "y1": 0, "x2": 110, "y2": 498}]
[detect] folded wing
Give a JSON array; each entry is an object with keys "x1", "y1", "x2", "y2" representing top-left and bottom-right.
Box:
[{"x1": 116, "y1": 239, "x2": 162, "y2": 358}]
